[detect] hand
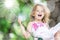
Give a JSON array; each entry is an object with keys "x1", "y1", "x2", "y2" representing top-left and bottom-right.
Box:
[{"x1": 18, "y1": 17, "x2": 22, "y2": 25}]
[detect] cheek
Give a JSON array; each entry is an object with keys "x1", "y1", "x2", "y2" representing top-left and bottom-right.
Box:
[
  {"x1": 41, "y1": 14, "x2": 44, "y2": 19},
  {"x1": 35, "y1": 15, "x2": 38, "y2": 19},
  {"x1": 35, "y1": 12, "x2": 38, "y2": 17},
  {"x1": 35, "y1": 15, "x2": 37, "y2": 18},
  {"x1": 42, "y1": 14, "x2": 44, "y2": 17},
  {"x1": 42, "y1": 12, "x2": 44, "y2": 17}
]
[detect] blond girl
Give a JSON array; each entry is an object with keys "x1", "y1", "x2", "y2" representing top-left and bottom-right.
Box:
[{"x1": 18, "y1": 4, "x2": 60, "y2": 40}]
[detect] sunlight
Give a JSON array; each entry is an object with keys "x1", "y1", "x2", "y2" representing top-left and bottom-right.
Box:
[{"x1": 4, "y1": 0, "x2": 14, "y2": 9}]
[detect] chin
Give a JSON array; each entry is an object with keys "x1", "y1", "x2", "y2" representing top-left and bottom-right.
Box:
[
  {"x1": 38, "y1": 17, "x2": 42, "y2": 20},
  {"x1": 37, "y1": 18, "x2": 42, "y2": 20}
]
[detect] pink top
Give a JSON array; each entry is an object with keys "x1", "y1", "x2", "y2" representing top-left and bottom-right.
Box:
[
  {"x1": 32, "y1": 22, "x2": 44, "y2": 31},
  {"x1": 31, "y1": 22, "x2": 53, "y2": 40}
]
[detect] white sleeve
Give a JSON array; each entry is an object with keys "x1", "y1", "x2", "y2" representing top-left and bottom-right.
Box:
[{"x1": 50, "y1": 22, "x2": 60, "y2": 35}]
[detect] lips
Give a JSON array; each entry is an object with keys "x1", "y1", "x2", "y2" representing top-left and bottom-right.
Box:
[{"x1": 38, "y1": 14, "x2": 42, "y2": 17}]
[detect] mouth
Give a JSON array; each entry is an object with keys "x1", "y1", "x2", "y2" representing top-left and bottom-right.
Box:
[{"x1": 38, "y1": 14, "x2": 42, "y2": 17}]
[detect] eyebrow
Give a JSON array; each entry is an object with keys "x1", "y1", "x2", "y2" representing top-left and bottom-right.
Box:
[{"x1": 36, "y1": 9, "x2": 44, "y2": 11}]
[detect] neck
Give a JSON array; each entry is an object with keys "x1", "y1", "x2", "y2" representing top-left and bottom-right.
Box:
[{"x1": 35, "y1": 19, "x2": 42, "y2": 23}]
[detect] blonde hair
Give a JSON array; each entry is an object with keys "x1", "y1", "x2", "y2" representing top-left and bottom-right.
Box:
[{"x1": 30, "y1": 4, "x2": 50, "y2": 23}]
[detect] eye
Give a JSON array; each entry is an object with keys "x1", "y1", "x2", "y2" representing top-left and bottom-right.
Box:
[
  {"x1": 41, "y1": 10, "x2": 43, "y2": 12},
  {"x1": 36, "y1": 10, "x2": 39, "y2": 12},
  {"x1": 41, "y1": 10, "x2": 44, "y2": 12}
]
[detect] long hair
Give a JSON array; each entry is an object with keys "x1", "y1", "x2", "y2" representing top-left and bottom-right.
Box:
[{"x1": 30, "y1": 4, "x2": 50, "y2": 23}]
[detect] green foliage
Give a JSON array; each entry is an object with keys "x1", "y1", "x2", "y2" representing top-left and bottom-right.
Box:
[
  {"x1": 0, "y1": 17, "x2": 10, "y2": 34},
  {"x1": 42, "y1": 0, "x2": 46, "y2": 2}
]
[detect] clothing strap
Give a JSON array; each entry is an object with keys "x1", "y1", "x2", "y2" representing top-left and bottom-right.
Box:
[
  {"x1": 34, "y1": 37, "x2": 43, "y2": 40},
  {"x1": 38, "y1": 38, "x2": 43, "y2": 40}
]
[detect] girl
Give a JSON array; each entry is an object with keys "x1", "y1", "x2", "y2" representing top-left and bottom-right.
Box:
[{"x1": 18, "y1": 4, "x2": 60, "y2": 40}]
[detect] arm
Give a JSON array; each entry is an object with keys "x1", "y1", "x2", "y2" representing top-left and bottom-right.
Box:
[
  {"x1": 50, "y1": 23, "x2": 60, "y2": 35},
  {"x1": 54, "y1": 30, "x2": 60, "y2": 40},
  {"x1": 18, "y1": 18, "x2": 32, "y2": 39},
  {"x1": 22, "y1": 22, "x2": 32, "y2": 39}
]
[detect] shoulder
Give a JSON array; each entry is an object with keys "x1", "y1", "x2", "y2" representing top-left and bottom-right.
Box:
[
  {"x1": 28, "y1": 21, "x2": 35, "y2": 25},
  {"x1": 44, "y1": 23, "x2": 49, "y2": 26},
  {"x1": 27, "y1": 21, "x2": 35, "y2": 28},
  {"x1": 44, "y1": 23, "x2": 50, "y2": 28}
]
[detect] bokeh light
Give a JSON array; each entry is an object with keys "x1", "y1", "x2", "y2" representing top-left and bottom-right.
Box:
[{"x1": 4, "y1": 0, "x2": 14, "y2": 9}]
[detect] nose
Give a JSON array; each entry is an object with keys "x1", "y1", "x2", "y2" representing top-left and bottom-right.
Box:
[{"x1": 39, "y1": 11, "x2": 42, "y2": 14}]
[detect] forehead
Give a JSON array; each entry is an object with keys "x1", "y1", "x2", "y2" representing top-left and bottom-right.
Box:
[{"x1": 36, "y1": 6, "x2": 44, "y2": 10}]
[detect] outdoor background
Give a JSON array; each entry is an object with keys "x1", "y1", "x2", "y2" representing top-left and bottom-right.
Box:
[{"x1": 0, "y1": 0, "x2": 60, "y2": 40}]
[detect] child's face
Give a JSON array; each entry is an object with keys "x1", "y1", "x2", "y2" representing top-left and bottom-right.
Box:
[{"x1": 35, "y1": 6, "x2": 45, "y2": 20}]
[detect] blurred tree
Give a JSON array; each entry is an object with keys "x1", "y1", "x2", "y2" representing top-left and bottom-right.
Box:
[{"x1": 0, "y1": 17, "x2": 10, "y2": 34}]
